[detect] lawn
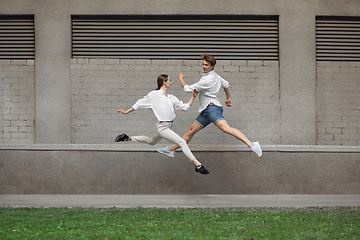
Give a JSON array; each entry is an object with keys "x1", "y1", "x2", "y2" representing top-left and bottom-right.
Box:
[{"x1": 1, "y1": 207, "x2": 359, "y2": 239}]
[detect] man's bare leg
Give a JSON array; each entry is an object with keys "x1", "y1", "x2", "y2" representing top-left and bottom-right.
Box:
[
  {"x1": 159, "y1": 119, "x2": 261, "y2": 157},
  {"x1": 216, "y1": 119, "x2": 262, "y2": 157},
  {"x1": 169, "y1": 121, "x2": 203, "y2": 151},
  {"x1": 215, "y1": 119, "x2": 253, "y2": 147}
]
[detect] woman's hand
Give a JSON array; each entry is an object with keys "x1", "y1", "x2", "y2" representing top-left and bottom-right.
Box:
[
  {"x1": 117, "y1": 107, "x2": 134, "y2": 114},
  {"x1": 187, "y1": 89, "x2": 199, "y2": 107},
  {"x1": 117, "y1": 109, "x2": 126, "y2": 114}
]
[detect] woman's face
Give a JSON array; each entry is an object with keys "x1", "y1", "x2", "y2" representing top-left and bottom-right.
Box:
[{"x1": 164, "y1": 77, "x2": 172, "y2": 88}]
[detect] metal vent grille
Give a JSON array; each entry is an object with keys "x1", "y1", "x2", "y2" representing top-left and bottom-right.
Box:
[
  {"x1": 316, "y1": 16, "x2": 360, "y2": 61},
  {"x1": 72, "y1": 15, "x2": 278, "y2": 60},
  {"x1": 0, "y1": 15, "x2": 34, "y2": 59}
]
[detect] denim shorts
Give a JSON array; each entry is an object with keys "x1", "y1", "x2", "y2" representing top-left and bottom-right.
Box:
[{"x1": 195, "y1": 104, "x2": 225, "y2": 128}]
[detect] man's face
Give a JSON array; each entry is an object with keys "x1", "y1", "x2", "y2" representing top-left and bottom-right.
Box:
[{"x1": 202, "y1": 59, "x2": 214, "y2": 73}]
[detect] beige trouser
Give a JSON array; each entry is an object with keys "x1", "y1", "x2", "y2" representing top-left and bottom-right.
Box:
[{"x1": 131, "y1": 122, "x2": 196, "y2": 161}]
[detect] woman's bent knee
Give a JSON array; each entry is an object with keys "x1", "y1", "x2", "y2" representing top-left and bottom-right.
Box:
[{"x1": 146, "y1": 138, "x2": 157, "y2": 146}]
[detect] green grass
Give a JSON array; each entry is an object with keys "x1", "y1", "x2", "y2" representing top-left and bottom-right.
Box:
[{"x1": 0, "y1": 207, "x2": 359, "y2": 239}]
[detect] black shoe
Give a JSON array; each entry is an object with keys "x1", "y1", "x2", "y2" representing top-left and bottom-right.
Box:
[
  {"x1": 115, "y1": 133, "x2": 129, "y2": 142},
  {"x1": 195, "y1": 165, "x2": 209, "y2": 174}
]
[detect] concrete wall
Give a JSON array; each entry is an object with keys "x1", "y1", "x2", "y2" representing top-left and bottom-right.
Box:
[{"x1": 1, "y1": 147, "x2": 359, "y2": 194}]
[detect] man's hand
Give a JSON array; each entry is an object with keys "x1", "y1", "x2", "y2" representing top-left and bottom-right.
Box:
[
  {"x1": 178, "y1": 73, "x2": 187, "y2": 88},
  {"x1": 178, "y1": 73, "x2": 185, "y2": 80},
  {"x1": 225, "y1": 99, "x2": 232, "y2": 107},
  {"x1": 192, "y1": 89, "x2": 199, "y2": 97},
  {"x1": 223, "y1": 88, "x2": 232, "y2": 107}
]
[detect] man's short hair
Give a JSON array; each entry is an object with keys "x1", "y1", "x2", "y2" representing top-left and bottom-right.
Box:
[{"x1": 201, "y1": 54, "x2": 216, "y2": 66}]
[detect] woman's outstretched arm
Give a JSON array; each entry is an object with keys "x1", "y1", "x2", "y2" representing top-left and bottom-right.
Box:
[
  {"x1": 187, "y1": 89, "x2": 199, "y2": 107},
  {"x1": 117, "y1": 107, "x2": 134, "y2": 114}
]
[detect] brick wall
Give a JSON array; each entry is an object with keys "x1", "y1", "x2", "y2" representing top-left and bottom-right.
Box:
[
  {"x1": 316, "y1": 61, "x2": 360, "y2": 146},
  {"x1": 0, "y1": 60, "x2": 35, "y2": 144},
  {"x1": 70, "y1": 59, "x2": 280, "y2": 145},
  {"x1": 2, "y1": 59, "x2": 359, "y2": 146}
]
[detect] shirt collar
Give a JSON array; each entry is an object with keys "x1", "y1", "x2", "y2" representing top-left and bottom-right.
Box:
[{"x1": 202, "y1": 70, "x2": 214, "y2": 76}]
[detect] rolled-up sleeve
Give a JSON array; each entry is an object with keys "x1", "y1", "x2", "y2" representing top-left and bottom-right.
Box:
[
  {"x1": 183, "y1": 84, "x2": 195, "y2": 93},
  {"x1": 183, "y1": 78, "x2": 209, "y2": 93},
  {"x1": 220, "y1": 76, "x2": 230, "y2": 88}
]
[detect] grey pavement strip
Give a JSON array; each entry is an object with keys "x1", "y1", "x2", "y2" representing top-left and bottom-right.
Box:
[{"x1": 1, "y1": 195, "x2": 359, "y2": 208}]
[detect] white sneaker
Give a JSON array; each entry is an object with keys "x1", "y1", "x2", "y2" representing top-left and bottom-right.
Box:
[
  {"x1": 157, "y1": 146, "x2": 175, "y2": 158},
  {"x1": 250, "y1": 142, "x2": 262, "y2": 157}
]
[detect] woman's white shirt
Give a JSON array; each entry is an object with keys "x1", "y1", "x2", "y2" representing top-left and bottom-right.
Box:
[{"x1": 132, "y1": 90, "x2": 190, "y2": 122}]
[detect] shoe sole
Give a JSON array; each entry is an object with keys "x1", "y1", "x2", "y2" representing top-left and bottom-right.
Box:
[{"x1": 156, "y1": 149, "x2": 174, "y2": 158}]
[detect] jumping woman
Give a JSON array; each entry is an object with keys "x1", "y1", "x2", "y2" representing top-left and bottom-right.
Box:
[{"x1": 116, "y1": 74, "x2": 209, "y2": 174}]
